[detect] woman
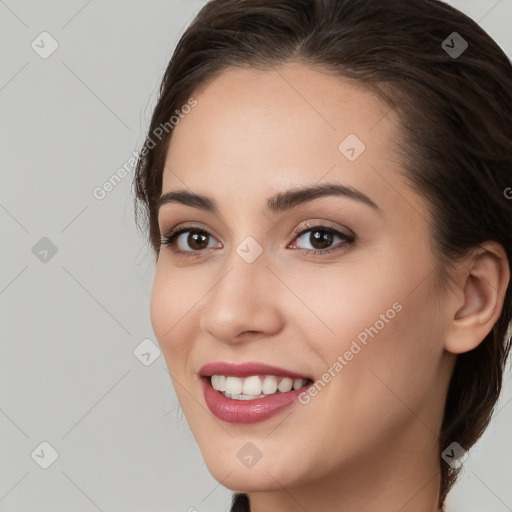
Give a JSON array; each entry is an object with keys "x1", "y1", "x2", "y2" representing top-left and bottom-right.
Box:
[{"x1": 133, "y1": 0, "x2": 512, "y2": 510}]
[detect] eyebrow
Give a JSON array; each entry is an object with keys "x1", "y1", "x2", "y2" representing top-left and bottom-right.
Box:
[{"x1": 156, "y1": 182, "x2": 381, "y2": 216}]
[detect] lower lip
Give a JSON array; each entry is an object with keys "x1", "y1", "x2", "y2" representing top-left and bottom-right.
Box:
[{"x1": 201, "y1": 378, "x2": 310, "y2": 424}]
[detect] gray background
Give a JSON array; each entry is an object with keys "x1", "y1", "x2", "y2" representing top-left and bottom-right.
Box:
[{"x1": 1, "y1": 1, "x2": 511, "y2": 511}]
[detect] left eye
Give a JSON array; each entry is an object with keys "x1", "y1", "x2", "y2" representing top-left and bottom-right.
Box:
[{"x1": 291, "y1": 225, "x2": 355, "y2": 253}]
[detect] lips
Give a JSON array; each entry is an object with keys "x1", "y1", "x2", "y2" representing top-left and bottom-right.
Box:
[
  {"x1": 199, "y1": 361, "x2": 314, "y2": 424},
  {"x1": 199, "y1": 361, "x2": 314, "y2": 380}
]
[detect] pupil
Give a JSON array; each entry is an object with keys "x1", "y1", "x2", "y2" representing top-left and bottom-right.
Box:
[
  {"x1": 312, "y1": 230, "x2": 332, "y2": 249},
  {"x1": 189, "y1": 232, "x2": 208, "y2": 250}
]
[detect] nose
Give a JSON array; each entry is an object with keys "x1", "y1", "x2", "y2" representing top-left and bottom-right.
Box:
[{"x1": 198, "y1": 247, "x2": 284, "y2": 344}]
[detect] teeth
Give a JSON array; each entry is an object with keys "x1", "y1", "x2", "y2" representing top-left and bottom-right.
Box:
[
  {"x1": 210, "y1": 374, "x2": 309, "y2": 399},
  {"x1": 293, "y1": 378, "x2": 304, "y2": 390},
  {"x1": 242, "y1": 376, "x2": 262, "y2": 396},
  {"x1": 225, "y1": 376, "x2": 243, "y2": 395},
  {"x1": 262, "y1": 375, "x2": 278, "y2": 394},
  {"x1": 278, "y1": 377, "x2": 293, "y2": 392},
  {"x1": 224, "y1": 392, "x2": 266, "y2": 400}
]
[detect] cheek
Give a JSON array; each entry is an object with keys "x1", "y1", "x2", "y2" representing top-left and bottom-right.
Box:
[
  {"x1": 287, "y1": 273, "x2": 444, "y2": 470},
  {"x1": 294, "y1": 246, "x2": 442, "y2": 398},
  {"x1": 373, "y1": 280, "x2": 446, "y2": 382},
  {"x1": 150, "y1": 265, "x2": 198, "y2": 367},
  {"x1": 281, "y1": 256, "x2": 403, "y2": 352},
  {"x1": 326, "y1": 269, "x2": 445, "y2": 424}
]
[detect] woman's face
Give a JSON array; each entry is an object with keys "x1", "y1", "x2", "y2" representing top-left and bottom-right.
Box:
[{"x1": 151, "y1": 62, "x2": 455, "y2": 493}]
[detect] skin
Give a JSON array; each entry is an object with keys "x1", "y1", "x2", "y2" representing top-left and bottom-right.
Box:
[{"x1": 150, "y1": 62, "x2": 509, "y2": 512}]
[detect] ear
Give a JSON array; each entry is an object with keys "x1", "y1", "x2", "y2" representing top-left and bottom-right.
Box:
[{"x1": 444, "y1": 241, "x2": 510, "y2": 355}]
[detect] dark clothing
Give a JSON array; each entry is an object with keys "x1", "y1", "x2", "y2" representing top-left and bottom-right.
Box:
[{"x1": 230, "y1": 493, "x2": 250, "y2": 512}]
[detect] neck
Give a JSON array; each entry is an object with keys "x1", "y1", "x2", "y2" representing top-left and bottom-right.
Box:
[{"x1": 247, "y1": 430, "x2": 444, "y2": 512}]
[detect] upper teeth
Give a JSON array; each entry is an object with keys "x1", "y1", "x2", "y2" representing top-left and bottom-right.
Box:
[{"x1": 211, "y1": 375, "x2": 308, "y2": 399}]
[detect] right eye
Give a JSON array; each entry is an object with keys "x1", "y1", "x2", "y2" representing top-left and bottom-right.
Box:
[{"x1": 160, "y1": 226, "x2": 222, "y2": 257}]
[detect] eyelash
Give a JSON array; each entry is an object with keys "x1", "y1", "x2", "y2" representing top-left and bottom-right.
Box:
[{"x1": 159, "y1": 222, "x2": 355, "y2": 259}]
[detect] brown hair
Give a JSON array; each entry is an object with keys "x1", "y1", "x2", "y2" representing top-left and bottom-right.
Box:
[{"x1": 133, "y1": 0, "x2": 512, "y2": 507}]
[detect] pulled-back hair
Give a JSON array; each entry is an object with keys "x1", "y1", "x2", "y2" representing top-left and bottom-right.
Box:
[{"x1": 133, "y1": 0, "x2": 512, "y2": 507}]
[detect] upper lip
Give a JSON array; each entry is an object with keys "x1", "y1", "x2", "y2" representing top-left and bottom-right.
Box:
[{"x1": 199, "y1": 361, "x2": 313, "y2": 380}]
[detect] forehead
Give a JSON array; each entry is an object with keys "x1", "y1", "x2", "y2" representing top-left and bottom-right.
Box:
[
  {"x1": 161, "y1": 62, "x2": 425, "y2": 221},
  {"x1": 167, "y1": 62, "x2": 393, "y2": 157}
]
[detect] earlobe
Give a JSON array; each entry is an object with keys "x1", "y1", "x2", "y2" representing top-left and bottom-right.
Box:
[{"x1": 444, "y1": 241, "x2": 510, "y2": 355}]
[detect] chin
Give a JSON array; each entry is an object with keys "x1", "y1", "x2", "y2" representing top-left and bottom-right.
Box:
[
  {"x1": 201, "y1": 451, "x2": 298, "y2": 492},
  {"x1": 214, "y1": 470, "x2": 289, "y2": 493}
]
